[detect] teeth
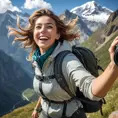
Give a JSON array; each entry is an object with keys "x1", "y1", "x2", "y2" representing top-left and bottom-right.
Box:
[{"x1": 40, "y1": 37, "x2": 48, "y2": 40}]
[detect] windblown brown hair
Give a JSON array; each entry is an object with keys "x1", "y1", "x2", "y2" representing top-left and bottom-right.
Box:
[{"x1": 8, "y1": 8, "x2": 79, "y2": 61}]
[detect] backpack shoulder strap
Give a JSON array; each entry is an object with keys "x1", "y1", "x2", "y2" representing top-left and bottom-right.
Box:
[
  {"x1": 54, "y1": 51, "x2": 74, "y2": 97},
  {"x1": 72, "y1": 46, "x2": 99, "y2": 77}
]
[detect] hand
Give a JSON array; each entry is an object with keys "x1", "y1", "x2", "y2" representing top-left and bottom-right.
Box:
[
  {"x1": 31, "y1": 110, "x2": 39, "y2": 118},
  {"x1": 109, "y1": 36, "x2": 118, "y2": 63}
]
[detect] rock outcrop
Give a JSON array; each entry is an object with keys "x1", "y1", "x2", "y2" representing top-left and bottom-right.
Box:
[{"x1": 109, "y1": 111, "x2": 118, "y2": 118}]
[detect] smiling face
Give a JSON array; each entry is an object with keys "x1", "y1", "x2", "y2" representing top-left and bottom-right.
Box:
[{"x1": 33, "y1": 15, "x2": 60, "y2": 54}]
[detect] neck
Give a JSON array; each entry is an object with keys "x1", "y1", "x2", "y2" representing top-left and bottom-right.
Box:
[
  {"x1": 40, "y1": 48, "x2": 46, "y2": 55},
  {"x1": 39, "y1": 41, "x2": 58, "y2": 55}
]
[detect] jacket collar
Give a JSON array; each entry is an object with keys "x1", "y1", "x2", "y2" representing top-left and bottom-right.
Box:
[{"x1": 50, "y1": 40, "x2": 72, "y2": 59}]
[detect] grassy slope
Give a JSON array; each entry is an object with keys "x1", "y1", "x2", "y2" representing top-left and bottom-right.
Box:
[
  {"x1": 86, "y1": 31, "x2": 118, "y2": 118},
  {"x1": 1, "y1": 32, "x2": 118, "y2": 118},
  {"x1": 0, "y1": 102, "x2": 37, "y2": 118}
]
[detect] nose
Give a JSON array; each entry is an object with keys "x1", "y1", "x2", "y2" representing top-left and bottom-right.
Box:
[{"x1": 40, "y1": 26, "x2": 46, "y2": 33}]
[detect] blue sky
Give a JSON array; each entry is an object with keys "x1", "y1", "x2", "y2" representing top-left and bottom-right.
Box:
[{"x1": 0, "y1": 0, "x2": 118, "y2": 15}]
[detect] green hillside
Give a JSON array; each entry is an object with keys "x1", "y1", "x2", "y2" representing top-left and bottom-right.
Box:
[
  {"x1": 0, "y1": 102, "x2": 37, "y2": 118},
  {"x1": 86, "y1": 31, "x2": 118, "y2": 118}
]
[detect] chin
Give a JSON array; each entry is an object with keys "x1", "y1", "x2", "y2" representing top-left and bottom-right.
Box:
[{"x1": 38, "y1": 45, "x2": 48, "y2": 49}]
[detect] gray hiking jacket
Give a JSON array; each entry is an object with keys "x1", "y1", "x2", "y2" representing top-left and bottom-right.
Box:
[{"x1": 33, "y1": 40, "x2": 101, "y2": 118}]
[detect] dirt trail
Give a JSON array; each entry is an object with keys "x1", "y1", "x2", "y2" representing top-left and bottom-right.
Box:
[{"x1": 95, "y1": 32, "x2": 117, "y2": 52}]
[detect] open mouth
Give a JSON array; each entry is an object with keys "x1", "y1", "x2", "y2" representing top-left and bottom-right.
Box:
[{"x1": 40, "y1": 37, "x2": 49, "y2": 41}]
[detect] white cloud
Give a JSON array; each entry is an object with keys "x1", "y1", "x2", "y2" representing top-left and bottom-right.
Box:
[
  {"x1": 0, "y1": 0, "x2": 21, "y2": 14},
  {"x1": 23, "y1": 0, "x2": 52, "y2": 10}
]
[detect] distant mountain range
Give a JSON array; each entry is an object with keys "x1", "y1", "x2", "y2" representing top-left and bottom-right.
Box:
[
  {"x1": 0, "y1": 1, "x2": 113, "y2": 68},
  {"x1": 71, "y1": 1, "x2": 112, "y2": 23},
  {"x1": 0, "y1": 10, "x2": 32, "y2": 74},
  {"x1": 0, "y1": 10, "x2": 33, "y2": 116},
  {"x1": 81, "y1": 9, "x2": 118, "y2": 53},
  {"x1": 0, "y1": 50, "x2": 33, "y2": 116},
  {"x1": 59, "y1": 1, "x2": 112, "y2": 43}
]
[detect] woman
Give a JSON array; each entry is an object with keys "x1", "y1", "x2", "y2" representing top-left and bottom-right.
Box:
[{"x1": 9, "y1": 8, "x2": 118, "y2": 118}]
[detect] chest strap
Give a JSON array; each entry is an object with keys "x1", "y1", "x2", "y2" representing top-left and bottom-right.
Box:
[
  {"x1": 42, "y1": 97, "x2": 74, "y2": 104},
  {"x1": 36, "y1": 74, "x2": 74, "y2": 117},
  {"x1": 35, "y1": 75, "x2": 55, "y2": 81}
]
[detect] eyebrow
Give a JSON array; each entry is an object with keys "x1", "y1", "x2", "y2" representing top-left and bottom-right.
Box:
[{"x1": 35, "y1": 23, "x2": 54, "y2": 26}]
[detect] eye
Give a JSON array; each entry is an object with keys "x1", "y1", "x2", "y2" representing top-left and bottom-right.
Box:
[
  {"x1": 47, "y1": 25, "x2": 53, "y2": 29},
  {"x1": 35, "y1": 25, "x2": 41, "y2": 29}
]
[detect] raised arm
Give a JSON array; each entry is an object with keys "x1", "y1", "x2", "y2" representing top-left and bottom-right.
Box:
[{"x1": 92, "y1": 36, "x2": 118, "y2": 97}]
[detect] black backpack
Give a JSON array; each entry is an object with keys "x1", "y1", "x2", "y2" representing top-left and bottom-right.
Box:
[{"x1": 54, "y1": 46, "x2": 106, "y2": 115}]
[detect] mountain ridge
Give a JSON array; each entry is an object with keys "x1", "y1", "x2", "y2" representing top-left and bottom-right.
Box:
[
  {"x1": 70, "y1": 1, "x2": 112, "y2": 32},
  {"x1": 0, "y1": 49, "x2": 33, "y2": 116}
]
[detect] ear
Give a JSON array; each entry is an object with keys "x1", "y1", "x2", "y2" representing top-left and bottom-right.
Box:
[{"x1": 56, "y1": 33, "x2": 60, "y2": 40}]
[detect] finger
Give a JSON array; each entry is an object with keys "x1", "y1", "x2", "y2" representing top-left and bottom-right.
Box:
[
  {"x1": 114, "y1": 36, "x2": 118, "y2": 41},
  {"x1": 109, "y1": 37, "x2": 118, "y2": 53},
  {"x1": 112, "y1": 37, "x2": 118, "y2": 46}
]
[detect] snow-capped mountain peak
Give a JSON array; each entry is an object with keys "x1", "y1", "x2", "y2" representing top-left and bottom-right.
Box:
[
  {"x1": 70, "y1": 0, "x2": 113, "y2": 32},
  {"x1": 71, "y1": 1, "x2": 112, "y2": 16},
  {"x1": 77, "y1": 1, "x2": 99, "y2": 15}
]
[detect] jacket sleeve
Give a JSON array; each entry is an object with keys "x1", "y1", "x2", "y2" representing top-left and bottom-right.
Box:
[{"x1": 62, "y1": 53, "x2": 101, "y2": 101}]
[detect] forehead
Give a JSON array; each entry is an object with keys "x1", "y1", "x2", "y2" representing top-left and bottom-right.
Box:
[{"x1": 35, "y1": 16, "x2": 56, "y2": 25}]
